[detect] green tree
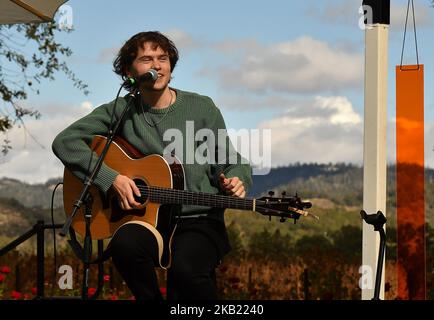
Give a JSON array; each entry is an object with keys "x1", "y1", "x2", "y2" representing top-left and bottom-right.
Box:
[
  {"x1": 226, "y1": 221, "x2": 245, "y2": 260},
  {"x1": 248, "y1": 228, "x2": 291, "y2": 260},
  {"x1": 0, "y1": 22, "x2": 88, "y2": 153},
  {"x1": 248, "y1": 228, "x2": 272, "y2": 259},
  {"x1": 329, "y1": 225, "x2": 362, "y2": 264}
]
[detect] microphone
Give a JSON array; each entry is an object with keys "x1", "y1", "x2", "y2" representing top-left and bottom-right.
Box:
[{"x1": 124, "y1": 69, "x2": 158, "y2": 87}]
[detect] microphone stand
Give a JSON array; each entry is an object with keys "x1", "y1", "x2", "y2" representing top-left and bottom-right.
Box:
[
  {"x1": 360, "y1": 210, "x2": 387, "y2": 300},
  {"x1": 59, "y1": 80, "x2": 137, "y2": 299}
]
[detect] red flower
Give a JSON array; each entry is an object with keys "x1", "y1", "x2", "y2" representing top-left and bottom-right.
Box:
[
  {"x1": 160, "y1": 287, "x2": 167, "y2": 295},
  {"x1": 249, "y1": 288, "x2": 258, "y2": 295},
  {"x1": 128, "y1": 295, "x2": 136, "y2": 300},
  {"x1": 31, "y1": 287, "x2": 38, "y2": 295},
  {"x1": 87, "y1": 287, "x2": 97, "y2": 297},
  {"x1": 228, "y1": 276, "x2": 240, "y2": 284},
  {"x1": 103, "y1": 275, "x2": 110, "y2": 282},
  {"x1": 385, "y1": 282, "x2": 392, "y2": 292},
  {"x1": 0, "y1": 274, "x2": 5, "y2": 283},
  {"x1": 11, "y1": 291, "x2": 22, "y2": 299},
  {"x1": 219, "y1": 265, "x2": 228, "y2": 273},
  {"x1": 0, "y1": 266, "x2": 11, "y2": 274},
  {"x1": 109, "y1": 294, "x2": 118, "y2": 300},
  {"x1": 24, "y1": 294, "x2": 30, "y2": 300}
]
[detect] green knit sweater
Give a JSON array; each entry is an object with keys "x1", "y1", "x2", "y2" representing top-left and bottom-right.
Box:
[{"x1": 52, "y1": 88, "x2": 253, "y2": 219}]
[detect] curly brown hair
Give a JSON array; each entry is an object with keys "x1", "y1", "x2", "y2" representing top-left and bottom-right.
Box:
[{"x1": 113, "y1": 31, "x2": 179, "y2": 92}]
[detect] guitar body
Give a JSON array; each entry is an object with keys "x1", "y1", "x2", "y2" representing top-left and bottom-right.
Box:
[
  {"x1": 63, "y1": 135, "x2": 184, "y2": 268},
  {"x1": 63, "y1": 136, "x2": 314, "y2": 268}
]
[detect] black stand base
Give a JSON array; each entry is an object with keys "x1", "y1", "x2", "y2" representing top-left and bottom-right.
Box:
[{"x1": 360, "y1": 210, "x2": 387, "y2": 300}]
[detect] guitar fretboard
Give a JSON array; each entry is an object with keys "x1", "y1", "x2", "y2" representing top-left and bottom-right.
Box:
[{"x1": 137, "y1": 186, "x2": 255, "y2": 210}]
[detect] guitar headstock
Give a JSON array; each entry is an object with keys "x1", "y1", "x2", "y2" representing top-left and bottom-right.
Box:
[{"x1": 255, "y1": 191, "x2": 315, "y2": 224}]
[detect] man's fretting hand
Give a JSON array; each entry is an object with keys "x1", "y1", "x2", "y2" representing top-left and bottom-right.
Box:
[{"x1": 219, "y1": 173, "x2": 246, "y2": 198}]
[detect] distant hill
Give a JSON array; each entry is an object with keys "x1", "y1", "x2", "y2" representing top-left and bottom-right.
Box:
[
  {"x1": 1, "y1": 163, "x2": 364, "y2": 211},
  {"x1": 249, "y1": 163, "x2": 359, "y2": 197},
  {"x1": 0, "y1": 177, "x2": 63, "y2": 209},
  {"x1": 0, "y1": 177, "x2": 65, "y2": 243},
  {"x1": 1, "y1": 163, "x2": 434, "y2": 240}
]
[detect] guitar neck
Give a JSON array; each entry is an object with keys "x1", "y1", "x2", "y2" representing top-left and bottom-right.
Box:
[{"x1": 147, "y1": 186, "x2": 255, "y2": 211}]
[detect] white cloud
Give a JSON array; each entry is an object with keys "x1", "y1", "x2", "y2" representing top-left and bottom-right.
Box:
[
  {"x1": 217, "y1": 95, "x2": 311, "y2": 111},
  {"x1": 305, "y1": 1, "x2": 359, "y2": 26},
  {"x1": 214, "y1": 38, "x2": 259, "y2": 54},
  {"x1": 98, "y1": 47, "x2": 119, "y2": 63},
  {"x1": 257, "y1": 95, "x2": 434, "y2": 169},
  {"x1": 258, "y1": 96, "x2": 363, "y2": 166},
  {"x1": 317, "y1": 96, "x2": 361, "y2": 125},
  {"x1": 3, "y1": 97, "x2": 434, "y2": 182},
  {"x1": 0, "y1": 101, "x2": 93, "y2": 183},
  {"x1": 97, "y1": 28, "x2": 203, "y2": 64},
  {"x1": 200, "y1": 36, "x2": 363, "y2": 94},
  {"x1": 390, "y1": 2, "x2": 433, "y2": 29},
  {"x1": 424, "y1": 123, "x2": 434, "y2": 168},
  {"x1": 164, "y1": 28, "x2": 204, "y2": 52}
]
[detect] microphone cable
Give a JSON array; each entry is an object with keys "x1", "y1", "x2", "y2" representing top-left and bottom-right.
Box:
[
  {"x1": 50, "y1": 182, "x2": 63, "y2": 297},
  {"x1": 107, "y1": 84, "x2": 126, "y2": 138}
]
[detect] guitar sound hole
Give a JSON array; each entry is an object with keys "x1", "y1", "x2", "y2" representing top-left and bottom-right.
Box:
[
  {"x1": 133, "y1": 178, "x2": 148, "y2": 204},
  {"x1": 109, "y1": 178, "x2": 149, "y2": 223}
]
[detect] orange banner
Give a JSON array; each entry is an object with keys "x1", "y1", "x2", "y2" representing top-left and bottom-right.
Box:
[{"x1": 395, "y1": 64, "x2": 425, "y2": 300}]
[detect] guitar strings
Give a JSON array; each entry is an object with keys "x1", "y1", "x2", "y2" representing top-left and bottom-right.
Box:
[
  {"x1": 120, "y1": 185, "x2": 302, "y2": 217},
  {"x1": 134, "y1": 185, "x2": 301, "y2": 213},
  {"x1": 134, "y1": 185, "x2": 255, "y2": 209},
  {"x1": 138, "y1": 187, "x2": 253, "y2": 208},
  {"x1": 133, "y1": 186, "x2": 298, "y2": 217},
  {"x1": 135, "y1": 185, "x2": 291, "y2": 207}
]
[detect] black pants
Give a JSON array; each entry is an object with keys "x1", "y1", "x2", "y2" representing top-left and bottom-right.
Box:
[{"x1": 108, "y1": 218, "x2": 226, "y2": 300}]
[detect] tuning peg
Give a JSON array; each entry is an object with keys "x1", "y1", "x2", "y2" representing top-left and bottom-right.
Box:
[{"x1": 268, "y1": 191, "x2": 275, "y2": 197}]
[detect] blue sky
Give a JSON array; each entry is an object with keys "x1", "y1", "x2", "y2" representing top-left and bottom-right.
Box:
[{"x1": 1, "y1": 0, "x2": 434, "y2": 182}]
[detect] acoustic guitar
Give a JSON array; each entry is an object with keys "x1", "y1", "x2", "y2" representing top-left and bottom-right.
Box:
[{"x1": 63, "y1": 135, "x2": 313, "y2": 267}]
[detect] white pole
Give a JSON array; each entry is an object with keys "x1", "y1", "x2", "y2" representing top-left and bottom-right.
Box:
[{"x1": 362, "y1": 0, "x2": 389, "y2": 300}]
